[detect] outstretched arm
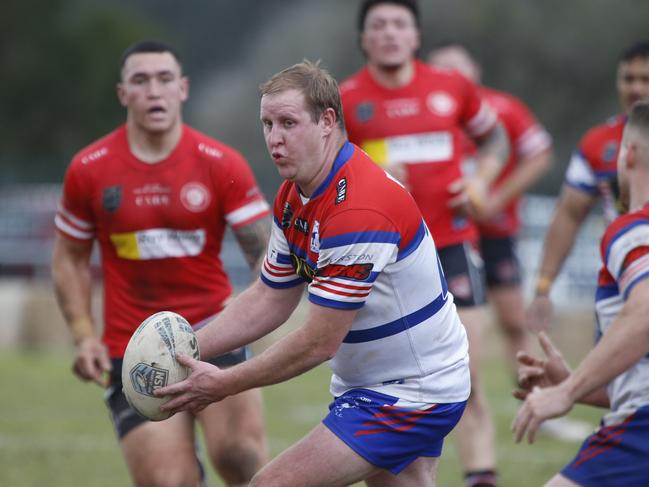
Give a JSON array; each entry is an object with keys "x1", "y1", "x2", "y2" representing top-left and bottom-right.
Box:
[
  {"x1": 159, "y1": 302, "x2": 356, "y2": 413},
  {"x1": 513, "y1": 279, "x2": 649, "y2": 443}
]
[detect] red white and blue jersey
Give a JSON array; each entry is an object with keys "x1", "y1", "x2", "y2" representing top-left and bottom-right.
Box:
[
  {"x1": 565, "y1": 115, "x2": 626, "y2": 223},
  {"x1": 341, "y1": 61, "x2": 498, "y2": 248},
  {"x1": 596, "y1": 203, "x2": 649, "y2": 425},
  {"x1": 261, "y1": 142, "x2": 470, "y2": 403},
  {"x1": 55, "y1": 124, "x2": 270, "y2": 358},
  {"x1": 475, "y1": 86, "x2": 553, "y2": 238}
]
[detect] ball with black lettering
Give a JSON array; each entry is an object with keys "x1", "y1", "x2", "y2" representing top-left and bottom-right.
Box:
[{"x1": 121, "y1": 311, "x2": 200, "y2": 421}]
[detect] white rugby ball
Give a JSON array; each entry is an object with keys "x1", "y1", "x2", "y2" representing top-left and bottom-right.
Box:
[{"x1": 122, "y1": 311, "x2": 200, "y2": 421}]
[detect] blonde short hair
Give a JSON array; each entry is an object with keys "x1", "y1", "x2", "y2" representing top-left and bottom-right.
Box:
[{"x1": 260, "y1": 60, "x2": 345, "y2": 131}]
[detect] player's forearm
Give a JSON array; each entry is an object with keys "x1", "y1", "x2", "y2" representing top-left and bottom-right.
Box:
[
  {"x1": 563, "y1": 299, "x2": 649, "y2": 405},
  {"x1": 51, "y1": 240, "x2": 95, "y2": 343},
  {"x1": 197, "y1": 279, "x2": 302, "y2": 359},
  {"x1": 492, "y1": 149, "x2": 552, "y2": 208},
  {"x1": 475, "y1": 122, "x2": 510, "y2": 186}
]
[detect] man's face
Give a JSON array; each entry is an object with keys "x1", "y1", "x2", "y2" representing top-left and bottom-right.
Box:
[
  {"x1": 360, "y1": 3, "x2": 420, "y2": 70},
  {"x1": 617, "y1": 57, "x2": 649, "y2": 113},
  {"x1": 117, "y1": 52, "x2": 188, "y2": 134},
  {"x1": 260, "y1": 89, "x2": 327, "y2": 188}
]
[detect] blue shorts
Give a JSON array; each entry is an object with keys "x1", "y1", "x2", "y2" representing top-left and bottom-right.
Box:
[
  {"x1": 561, "y1": 405, "x2": 649, "y2": 486},
  {"x1": 323, "y1": 388, "x2": 466, "y2": 474}
]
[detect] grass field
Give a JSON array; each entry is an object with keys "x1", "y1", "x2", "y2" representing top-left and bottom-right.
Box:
[{"x1": 0, "y1": 304, "x2": 603, "y2": 487}]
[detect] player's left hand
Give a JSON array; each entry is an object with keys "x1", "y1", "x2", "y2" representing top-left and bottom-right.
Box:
[
  {"x1": 155, "y1": 353, "x2": 230, "y2": 415},
  {"x1": 511, "y1": 383, "x2": 575, "y2": 444}
]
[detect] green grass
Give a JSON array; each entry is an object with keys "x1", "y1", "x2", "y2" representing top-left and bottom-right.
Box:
[{"x1": 0, "y1": 317, "x2": 603, "y2": 486}]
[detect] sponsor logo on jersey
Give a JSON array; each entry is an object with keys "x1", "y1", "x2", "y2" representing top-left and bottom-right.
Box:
[
  {"x1": 290, "y1": 253, "x2": 316, "y2": 282},
  {"x1": 356, "y1": 102, "x2": 375, "y2": 123},
  {"x1": 102, "y1": 186, "x2": 122, "y2": 212},
  {"x1": 336, "y1": 178, "x2": 347, "y2": 205},
  {"x1": 294, "y1": 217, "x2": 309, "y2": 235},
  {"x1": 310, "y1": 220, "x2": 320, "y2": 253},
  {"x1": 110, "y1": 228, "x2": 206, "y2": 260},
  {"x1": 426, "y1": 91, "x2": 457, "y2": 117},
  {"x1": 180, "y1": 182, "x2": 211, "y2": 212},
  {"x1": 129, "y1": 363, "x2": 169, "y2": 397},
  {"x1": 134, "y1": 184, "x2": 171, "y2": 207},
  {"x1": 281, "y1": 202, "x2": 293, "y2": 229},
  {"x1": 198, "y1": 142, "x2": 223, "y2": 158},
  {"x1": 81, "y1": 147, "x2": 108, "y2": 164},
  {"x1": 602, "y1": 141, "x2": 619, "y2": 163},
  {"x1": 385, "y1": 98, "x2": 420, "y2": 118},
  {"x1": 332, "y1": 253, "x2": 374, "y2": 264},
  {"x1": 317, "y1": 263, "x2": 374, "y2": 281}
]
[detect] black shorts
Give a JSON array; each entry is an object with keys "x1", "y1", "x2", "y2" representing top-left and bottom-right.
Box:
[
  {"x1": 480, "y1": 236, "x2": 521, "y2": 287},
  {"x1": 437, "y1": 242, "x2": 487, "y2": 308},
  {"x1": 105, "y1": 346, "x2": 251, "y2": 439}
]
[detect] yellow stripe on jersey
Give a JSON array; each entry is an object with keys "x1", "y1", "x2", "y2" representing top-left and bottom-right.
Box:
[
  {"x1": 110, "y1": 232, "x2": 140, "y2": 260},
  {"x1": 361, "y1": 139, "x2": 389, "y2": 167}
]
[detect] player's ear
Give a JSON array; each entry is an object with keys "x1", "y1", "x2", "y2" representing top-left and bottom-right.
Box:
[
  {"x1": 116, "y1": 82, "x2": 127, "y2": 107},
  {"x1": 180, "y1": 76, "x2": 189, "y2": 102},
  {"x1": 320, "y1": 108, "x2": 336, "y2": 135}
]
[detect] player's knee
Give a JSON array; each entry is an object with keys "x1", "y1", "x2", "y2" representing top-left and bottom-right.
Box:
[{"x1": 213, "y1": 442, "x2": 265, "y2": 484}]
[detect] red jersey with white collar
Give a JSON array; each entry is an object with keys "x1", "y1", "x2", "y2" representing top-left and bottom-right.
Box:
[
  {"x1": 595, "y1": 203, "x2": 649, "y2": 425},
  {"x1": 55, "y1": 124, "x2": 270, "y2": 358},
  {"x1": 564, "y1": 115, "x2": 626, "y2": 223},
  {"x1": 476, "y1": 86, "x2": 552, "y2": 238},
  {"x1": 261, "y1": 142, "x2": 470, "y2": 403},
  {"x1": 340, "y1": 60, "x2": 498, "y2": 248}
]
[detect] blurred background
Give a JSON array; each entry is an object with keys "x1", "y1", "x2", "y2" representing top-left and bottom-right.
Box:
[{"x1": 1, "y1": 0, "x2": 648, "y2": 485}]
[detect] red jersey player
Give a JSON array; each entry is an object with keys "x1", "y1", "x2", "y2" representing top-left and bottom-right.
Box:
[
  {"x1": 527, "y1": 40, "x2": 649, "y2": 332},
  {"x1": 428, "y1": 44, "x2": 553, "y2": 374},
  {"x1": 51, "y1": 41, "x2": 270, "y2": 486},
  {"x1": 340, "y1": 2, "x2": 510, "y2": 486}
]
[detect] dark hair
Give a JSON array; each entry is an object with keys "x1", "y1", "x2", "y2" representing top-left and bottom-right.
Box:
[
  {"x1": 620, "y1": 40, "x2": 649, "y2": 63},
  {"x1": 357, "y1": 0, "x2": 420, "y2": 32},
  {"x1": 119, "y1": 40, "x2": 183, "y2": 72},
  {"x1": 260, "y1": 59, "x2": 345, "y2": 131}
]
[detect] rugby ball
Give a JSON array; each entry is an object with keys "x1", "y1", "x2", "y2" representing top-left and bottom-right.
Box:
[{"x1": 122, "y1": 311, "x2": 200, "y2": 421}]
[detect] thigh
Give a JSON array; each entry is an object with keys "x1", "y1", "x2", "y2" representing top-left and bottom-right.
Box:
[
  {"x1": 251, "y1": 423, "x2": 378, "y2": 487},
  {"x1": 365, "y1": 457, "x2": 439, "y2": 487},
  {"x1": 480, "y1": 236, "x2": 521, "y2": 288},
  {"x1": 121, "y1": 412, "x2": 200, "y2": 487},
  {"x1": 198, "y1": 387, "x2": 266, "y2": 458},
  {"x1": 438, "y1": 242, "x2": 487, "y2": 308}
]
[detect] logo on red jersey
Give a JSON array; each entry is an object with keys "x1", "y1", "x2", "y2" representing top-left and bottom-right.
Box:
[
  {"x1": 290, "y1": 253, "x2": 316, "y2": 282},
  {"x1": 294, "y1": 218, "x2": 309, "y2": 235},
  {"x1": 102, "y1": 186, "x2": 122, "y2": 212},
  {"x1": 356, "y1": 102, "x2": 375, "y2": 123},
  {"x1": 601, "y1": 142, "x2": 619, "y2": 163},
  {"x1": 317, "y1": 263, "x2": 374, "y2": 281},
  {"x1": 426, "y1": 92, "x2": 457, "y2": 117},
  {"x1": 281, "y1": 202, "x2": 293, "y2": 229},
  {"x1": 180, "y1": 182, "x2": 211, "y2": 212},
  {"x1": 336, "y1": 178, "x2": 347, "y2": 205}
]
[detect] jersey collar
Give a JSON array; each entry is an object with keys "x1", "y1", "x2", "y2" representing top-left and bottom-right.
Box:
[{"x1": 309, "y1": 141, "x2": 354, "y2": 200}]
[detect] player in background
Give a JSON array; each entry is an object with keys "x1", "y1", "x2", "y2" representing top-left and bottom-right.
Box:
[
  {"x1": 340, "y1": 2, "x2": 509, "y2": 486},
  {"x1": 427, "y1": 44, "x2": 553, "y2": 372},
  {"x1": 157, "y1": 60, "x2": 471, "y2": 487},
  {"x1": 526, "y1": 40, "x2": 649, "y2": 332},
  {"x1": 512, "y1": 100, "x2": 649, "y2": 486},
  {"x1": 51, "y1": 40, "x2": 270, "y2": 487}
]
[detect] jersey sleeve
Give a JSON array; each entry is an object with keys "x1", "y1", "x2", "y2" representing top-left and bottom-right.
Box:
[
  {"x1": 602, "y1": 217, "x2": 649, "y2": 299},
  {"x1": 503, "y1": 97, "x2": 553, "y2": 160},
  {"x1": 260, "y1": 210, "x2": 304, "y2": 289},
  {"x1": 54, "y1": 160, "x2": 96, "y2": 241},
  {"x1": 308, "y1": 210, "x2": 400, "y2": 310},
  {"x1": 218, "y1": 150, "x2": 270, "y2": 229},
  {"x1": 459, "y1": 77, "x2": 498, "y2": 139}
]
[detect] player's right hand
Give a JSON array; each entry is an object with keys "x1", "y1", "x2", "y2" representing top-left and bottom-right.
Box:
[
  {"x1": 512, "y1": 332, "x2": 571, "y2": 401},
  {"x1": 72, "y1": 336, "x2": 111, "y2": 387},
  {"x1": 525, "y1": 294, "x2": 553, "y2": 333}
]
